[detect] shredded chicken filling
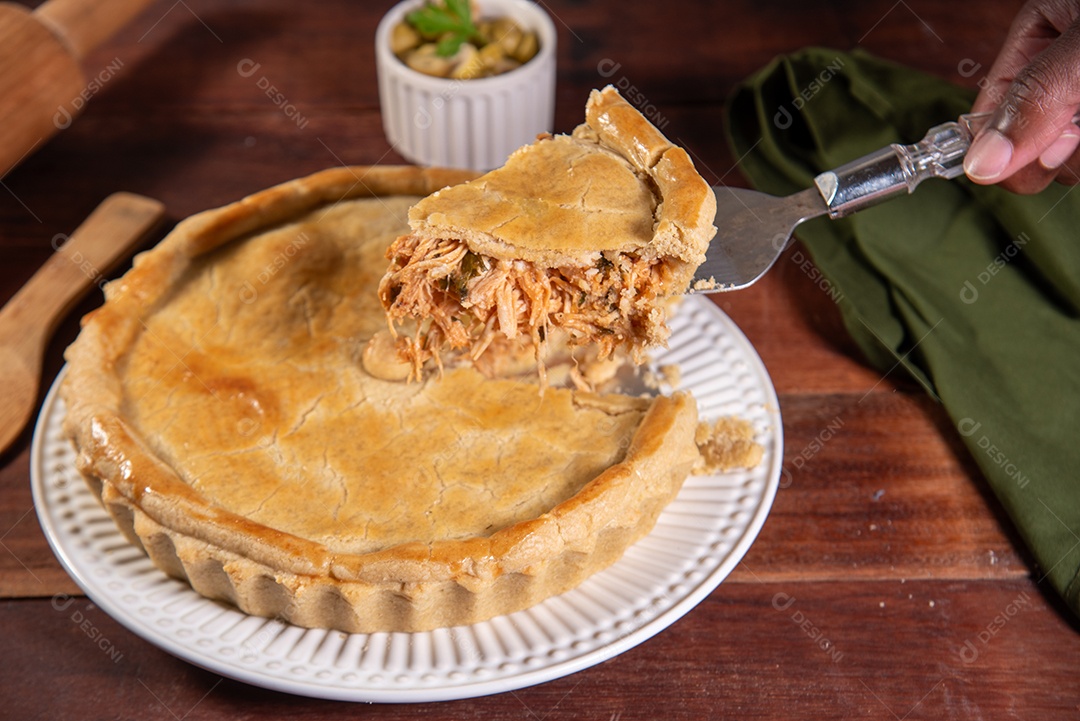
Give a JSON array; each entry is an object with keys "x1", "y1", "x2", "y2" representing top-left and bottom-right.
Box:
[{"x1": 378, "y1": 234, "x2": 673, "y2": 380}]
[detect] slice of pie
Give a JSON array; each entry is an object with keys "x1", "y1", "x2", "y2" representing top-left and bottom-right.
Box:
[
  {"x1": 379, "y1": 86, "x2": 717, "y2": 379},
  {"x1": 60, "y1": 166, "x2": 704, "y2": 633}
]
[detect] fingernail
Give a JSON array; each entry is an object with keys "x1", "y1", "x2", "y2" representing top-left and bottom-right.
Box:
[
  {"x1": 1039, "y1": 130, "x2": 1080, "y2": 170},
  {"x1": 964, "y1": 129, "x2": 1013, "y2": 181}
]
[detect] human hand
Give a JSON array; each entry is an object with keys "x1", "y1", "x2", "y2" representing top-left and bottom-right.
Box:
[{"x1": 963, "y1": 0, "x2": 1080, "y2": 193}]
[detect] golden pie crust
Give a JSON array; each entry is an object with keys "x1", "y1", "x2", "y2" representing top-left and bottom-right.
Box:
[
  {"x1": 408, "y1": 86, "x2": 716, "y2": 274},
  {"x1": 61, "y1": 166, "x2": 701, "y2": 633},
  {"x1": 380, "y1": 86, "x2": 718, "y2": 375}
]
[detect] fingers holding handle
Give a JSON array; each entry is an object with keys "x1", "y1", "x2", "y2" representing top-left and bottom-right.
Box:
[{"x1": 964, "y1": 0, "x2": 1080, "y2": 193}]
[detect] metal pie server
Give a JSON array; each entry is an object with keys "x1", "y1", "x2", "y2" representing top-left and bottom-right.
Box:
[{"x1": 690, "y1": 111, "x2": 1002, "y2": 292}]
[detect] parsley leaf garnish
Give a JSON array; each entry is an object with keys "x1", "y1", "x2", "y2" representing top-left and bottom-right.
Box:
[{"x1": 406, "y1": 0, "x2": 478, "y2": 57}]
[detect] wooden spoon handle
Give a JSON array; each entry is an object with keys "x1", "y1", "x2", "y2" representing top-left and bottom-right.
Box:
[
  {"x1": 0, "y1": 192, "x2": 165, "y2": 353},
  {"x1": 34, "y1": 0, "x2": 155, "y2": 60}
]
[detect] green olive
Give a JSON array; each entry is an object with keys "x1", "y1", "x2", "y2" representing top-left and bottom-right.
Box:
[
  {"x1": 490, "y1": 18, "x2": 524, "y2": 56},
  {"x1": 398, "y1": 12, "x2": 537, "y2": 79},
  {"x1": 512, "y1": 31, "x2": 539, "y2": 64},
  {"x1": 456, "y1": 252, "x2": 486, "y2": 297},
  {"x1": 450, "y1": 43, "x2": 485, "y2": 80},
  {"x1": 405, "y1": 44, "x2": 454, "y2": 77},
  {"x1": 492, "y1": 58, "x2": 521, "y2": 75},
  {"x1": 475, "y1": 19, "x2": 495, "y2": 43},
  {"x1": 461, "y1": 251, "x2": 484, "y2": 279},
  {"x1": 478, "y1": 42, "x2": 505, "y2": 70},
  {"x1": 390, "y1": 21, "x2": 422, "y2": 56}
]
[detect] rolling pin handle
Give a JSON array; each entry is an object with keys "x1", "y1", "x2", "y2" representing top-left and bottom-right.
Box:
[{"x1": 34, "y1": 0, "x2": 154, "y2": 60}]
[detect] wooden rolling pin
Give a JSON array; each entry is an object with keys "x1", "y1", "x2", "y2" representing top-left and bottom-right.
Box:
[{"x1": 0, "y1": 0, "x2": 152, "y2": 178}]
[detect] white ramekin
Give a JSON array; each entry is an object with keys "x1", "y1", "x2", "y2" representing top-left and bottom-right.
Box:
[{"x1": 375, "y1": 0, "x2": 557, "y2": 171}]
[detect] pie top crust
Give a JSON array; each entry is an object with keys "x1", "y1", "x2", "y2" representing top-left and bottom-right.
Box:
[
  {"x1": 61, "y1": 166, "x2": 700, "y2": 631},
  {"x1": 378, "y1": 87, "x2": 718, "y2": 376},
  {"x1": 406, "y1": 85, "x2": 717, "y2": 273}
]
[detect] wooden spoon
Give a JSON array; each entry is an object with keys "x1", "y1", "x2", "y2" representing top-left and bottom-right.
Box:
[{"x1": 0, "y1": 192, "x2": 165, "y2": 454}]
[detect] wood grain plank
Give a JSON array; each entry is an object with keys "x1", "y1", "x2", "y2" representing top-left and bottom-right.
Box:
[
  {"x1": 0, "y1": 443, "x2": 82, "y2": 597},
  {"x1": 732, "y1": 389, "x2": 1028, "y2": 583},
  {"x1": 12, "y1": 0, "x2": 1014, "y2": 231},
  {"x1": 713, "y1": 241, "x2": 901, "y2": 395},
  {"x1": 67, "y1": 0, "x2": 1015, "y2": 114},
  {"x1": 1, "y1": 1, "x2": 1073, "y2": 717},
  {"x1": 3, "y1": 579, "x2": 1075, "y2": 719}
]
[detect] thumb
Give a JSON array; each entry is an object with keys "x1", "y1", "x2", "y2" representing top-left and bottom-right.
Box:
[{"x1": 964, "y1": 20, "x2": 1080, "y2": 184}]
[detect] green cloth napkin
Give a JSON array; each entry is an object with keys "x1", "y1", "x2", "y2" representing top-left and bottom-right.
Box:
[{"x1": 726, "y1": 47, "x2": 1080, "y2": 618}]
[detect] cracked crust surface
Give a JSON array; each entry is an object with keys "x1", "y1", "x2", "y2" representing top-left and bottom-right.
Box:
[
  {"x1": 407, "y1": 85, "x2": 717, "y2": 280},
  {"x1": 61, "y1": 166, "x2": 700, "y2": 632}
]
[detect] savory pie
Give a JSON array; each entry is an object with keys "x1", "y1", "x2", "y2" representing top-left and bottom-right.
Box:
[
  {"x1": 379, "y1": 86, "x2": 716, "y2": 379},
  {"x1": 60, "y1": 166, "x2": 707, "y2": 633}
]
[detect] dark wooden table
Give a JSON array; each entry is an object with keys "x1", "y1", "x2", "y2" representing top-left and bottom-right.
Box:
[{"x1": 3, "y1": 0, "x2": 1079, "y2": 718}]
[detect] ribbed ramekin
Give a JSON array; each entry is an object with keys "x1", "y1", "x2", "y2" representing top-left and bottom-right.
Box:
[{"x1": 375, "y1": 0, "x2": 556, "y2": 171}]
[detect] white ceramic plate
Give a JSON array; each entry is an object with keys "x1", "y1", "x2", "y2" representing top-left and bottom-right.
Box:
[{"x1": 31, "y1": 296, "x2": 781, "y2": 703}]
